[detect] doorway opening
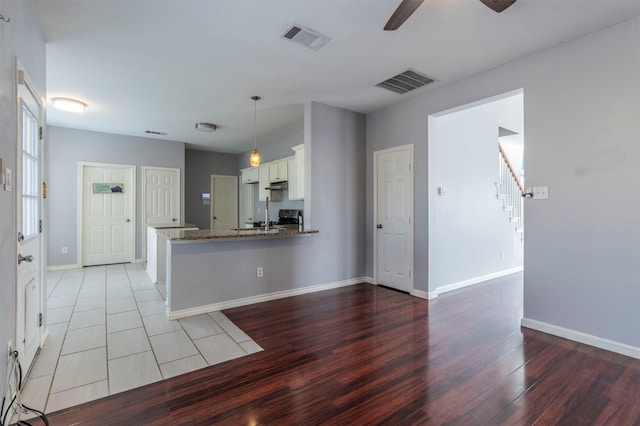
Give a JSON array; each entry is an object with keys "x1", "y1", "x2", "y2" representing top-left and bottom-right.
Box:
[{"x1": 427, "y1": 89, "x2": 524, "y2": 297}]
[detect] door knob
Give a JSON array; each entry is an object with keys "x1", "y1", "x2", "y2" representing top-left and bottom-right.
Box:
[
  {"x1": 171, "y1": 218, "x2": 177, "y2": 222},
  {"x1": 18, "y1": 254, "x2": 33, "y2": 265},
  {"x1": 213, "y1": 217, "x2": 217, "y2": 220},
  {"x1": 377, "y1": 224, "x2": 383, "y2": 229},
  {"x1": 17, "y1": 232, "x2": 25, "y2": 242},
  {"x1": 126, "y1": 219, "x2": 131, "y2": 222}
]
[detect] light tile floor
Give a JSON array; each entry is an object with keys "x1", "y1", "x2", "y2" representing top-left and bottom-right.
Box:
[{"x1": 13, "y1": 263, "x2": 262, "y2": 420}]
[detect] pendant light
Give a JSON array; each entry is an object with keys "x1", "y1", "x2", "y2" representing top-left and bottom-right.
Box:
[{"x1": 249, "y1": 96, "x2": 261, "y2": 167}]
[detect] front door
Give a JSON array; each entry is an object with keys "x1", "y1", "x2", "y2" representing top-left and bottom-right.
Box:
[
  {"x1": 210, "y1": 175, "x2": 238, "y2": 230},
  {"x1": 375, "y1": 145, "x2": 414, "y2": 293},
  {"x1": 16, "y1": 62, "x2": 44, "y2": 371},
  {"x1": 81, "y1": 164, "x2": 134, "y2": 266}
]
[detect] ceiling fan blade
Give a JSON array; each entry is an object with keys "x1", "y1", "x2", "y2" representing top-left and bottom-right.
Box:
[
  {"x1": 479, "y1": 0, "x2": 517, "y2": 13},
  {"x1": 384, "y1": 0, "x2": 425, "y2": 31}
]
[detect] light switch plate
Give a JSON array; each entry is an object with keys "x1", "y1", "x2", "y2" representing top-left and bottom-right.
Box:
[{"x1": 532, "y1": 186, "x2": 549, "y2": 199}]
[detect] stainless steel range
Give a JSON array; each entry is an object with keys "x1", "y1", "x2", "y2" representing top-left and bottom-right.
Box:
[{"x1": 278, "y1": 209, "x2": 303, "y2": 230}]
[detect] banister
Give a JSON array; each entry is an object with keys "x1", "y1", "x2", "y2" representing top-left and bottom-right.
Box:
[{"x1": 498, "y1": 143, "x2": 524, "y2": 194}]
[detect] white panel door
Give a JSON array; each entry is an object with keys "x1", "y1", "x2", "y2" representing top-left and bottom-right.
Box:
[
  {"x1": 144, "y1": 167, "x2": 180, "y2": 225},
  {"x1": 210, "y1": 175, "x2": 238, "y2": 230},
  {"x1": 82, "y1": 165, "x2": 134, "y2": 266},
  {"x1": 376, "y1": 146, "x2": 413, "y2": 292},
  {"x1": 16, "y1": 62, "x2": 44, "y2": 372}
]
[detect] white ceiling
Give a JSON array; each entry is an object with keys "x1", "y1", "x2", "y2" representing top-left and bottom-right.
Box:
[{"x1": 34, "y1": 0, "x2": 640, "y2": 153}]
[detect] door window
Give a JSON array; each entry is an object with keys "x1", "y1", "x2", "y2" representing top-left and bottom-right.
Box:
[{"x1": 21, "y1": 102, "x2": 39, "y2": 239}]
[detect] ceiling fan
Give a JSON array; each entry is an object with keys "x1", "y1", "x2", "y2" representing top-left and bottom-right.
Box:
[{"x1": 384, "y1": 0, "x2": 517, "y2": 31}]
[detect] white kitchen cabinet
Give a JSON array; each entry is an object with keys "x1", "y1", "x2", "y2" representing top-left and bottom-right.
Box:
[
  {"x1": 269, "y1": 159, "x2": 288, "y2": 183},
  {"x1": 239, "y1": 183, "x2": 254, "y2": 226},
  {"x1": 258, "y1": 164, "x2": 270, "y2": 201},
  {"x1": 241, "y1": 166, "x2": 259, "y2": 184},
  {"x1": 259, "y1": 164, "x2": 282, "y2": 202},
  {"x1": 288, "y1": 144, "x2": 305, "y2": 200}
]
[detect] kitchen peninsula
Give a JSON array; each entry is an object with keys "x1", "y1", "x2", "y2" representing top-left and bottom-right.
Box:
[{"x1": 157, "y1": 226, "x2": 318, "y2": 319}]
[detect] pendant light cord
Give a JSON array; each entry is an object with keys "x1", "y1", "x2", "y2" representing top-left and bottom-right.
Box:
[{"x1": 254, "y1": 98, "x2": 257, "y2": 150}]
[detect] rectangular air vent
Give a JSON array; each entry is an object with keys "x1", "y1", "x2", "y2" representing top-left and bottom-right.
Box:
[
  {"x1": 376, "y1": 69, "x2": 437, "y2": 94},
  {"x1": 145, "y1": 130, "x2": 168, "y2": 136},
  {"x1": 282, "y1": 24, "x2": 331, "y2": 51}
]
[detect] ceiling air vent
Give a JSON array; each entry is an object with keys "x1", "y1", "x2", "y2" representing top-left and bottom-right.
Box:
[
  {"x1": 376, "y1": 69, "x2": 437, "y2": 94},
  {"x1": 145, "y1": 130, "x2": 168, "y2": 136},
  {"x1": 282, "y1": 24, "x2": 331, "y2": 51}
]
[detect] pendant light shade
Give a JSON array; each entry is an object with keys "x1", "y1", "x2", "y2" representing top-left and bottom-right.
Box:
[
  {"x1": 250, "y1": 149, "x2": 261, "y2": 167},
  {"x1": 250, "y1": 96, "x2": 261, "y2": 167}
]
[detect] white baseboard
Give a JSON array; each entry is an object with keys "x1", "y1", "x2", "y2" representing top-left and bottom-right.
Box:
[
  {"x1": 48, "y1": 259, "x2": 144, "y2": 271},
  {"x1": 169, "y1": 277, "x2": 367, "y2": 320},
  {"x1": 47, "y1": 264, "x2": 81, "y2": 271},
  {"x1": 364, "y1": 276, "x2": 376, "y2": 285},
  {"x1": 435, "y1": 266, "x2": 523, "y2": 296},
  {"x1": 410, "y1": 289, "x2": 437, "y2": 300},
  {"x1": 521, "y1": 317, "x2": 640, "y2": 360}
]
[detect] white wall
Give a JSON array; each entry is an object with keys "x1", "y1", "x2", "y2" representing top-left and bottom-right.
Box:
[
  {"x1": 0, "y1": 0, "x2": 46, "y2": 400},
  {"x1": 47, "y1": 126, "x2": 185, "y2": 266},
  {"x1": 366, "y1": 18, "x2": 640, "y2": 352},
  {"x1": 429, "y1": 109, "x2": 523, "y2": 290}
]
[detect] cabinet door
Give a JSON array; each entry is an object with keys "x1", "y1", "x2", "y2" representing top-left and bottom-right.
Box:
[
  {"x1": 291, "y1": 145, "x2": 304, "y2": 200},
  {"x1": 288, "y1": 159, "x2": 299, "y2": 200},
  {"x1": 258, "y1": 165, "x2": 270, "y2": 201},
  {"x1": 278, "y1": 161, "x2": 288, "y2": 181},
  {"x1": 239, "y1": 183, "x2": 254, "y2": 224},
  {"x1": 241, "y1": 167, "x2": 258, "y2": 184},
  {"x1": 269, "y1": 160, "x2": 288, "y2": 183}
]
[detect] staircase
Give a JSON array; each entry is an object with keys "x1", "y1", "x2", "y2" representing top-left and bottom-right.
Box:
[{"x1": 496, "y1": 143, "x2": 524, "y2": 239}]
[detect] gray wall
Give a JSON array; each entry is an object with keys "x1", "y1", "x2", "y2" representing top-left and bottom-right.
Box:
[
  {"x1": 0, "y1": 0, "x2": 46, "y2": 398},
  {"x1": 169, "y1": 102, "x2": 366, "y2": 310},
  {"x1": 47, "y1": 126, "x2": 185, "y2": 265},
  {"x1": 184, "y1": 149, "x2": 239, "y2": 229},
  {"x1": 429, "y1": 109, "x2": 523, "y2": 289},
  {"x1": 366, "y1": 18, "x2": 640, "y2": 348}
]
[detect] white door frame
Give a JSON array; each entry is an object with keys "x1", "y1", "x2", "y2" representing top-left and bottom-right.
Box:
[
  {"x1": 14, "y1": 58, "x2": 45, "y2": 369},
  {"x1": 373, "y1": 143, "x2": 415, "y2": 292},
  {"x1": 141, "y1": 165, "x2": 181, "y2": 261},
  {"x1": 77, "y1": 162, "x2": 136, "y2": 266}
]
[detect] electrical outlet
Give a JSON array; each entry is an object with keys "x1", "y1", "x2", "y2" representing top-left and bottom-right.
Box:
[
  {"x1": 256, "y1": 267, "x2": 263, "y2": 278},
  {"x1": 61, "y1": 246, "x2": 68, "y2": 254},
  {"x1": 7, "y1": 339, "x2": 12, "y2": 357}
]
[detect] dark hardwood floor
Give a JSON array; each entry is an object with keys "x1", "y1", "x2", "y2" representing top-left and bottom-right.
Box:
[{"x1": 45, "y1": 274, "x2": 640, "y2": 425}]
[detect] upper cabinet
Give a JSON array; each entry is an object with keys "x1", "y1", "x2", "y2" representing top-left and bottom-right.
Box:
[
  {"x1": 269, "y1": 159, "x2": 289, "y2": 183},
  {"x1": 241, "y1": 167, "x2": 259, "y2": 184},
  {"x1": 288, "y1": 144, "x2": 304, "y2": 200},
  {"x1": 243, "y1": 144, "x2": 304, "y2": 201}
]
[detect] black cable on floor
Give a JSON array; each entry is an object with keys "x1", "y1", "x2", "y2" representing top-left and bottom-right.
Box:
[{"x1": 0, "y1": 351, "x2": 49, "y2": 426}]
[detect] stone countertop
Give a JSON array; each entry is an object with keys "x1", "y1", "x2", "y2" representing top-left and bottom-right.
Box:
[
  {"x1": 157, "y1": 227, "x2": 318, "y2": 243},
  {"x1": 147, "y1": 223, "x2": 199, "y2": 230}
]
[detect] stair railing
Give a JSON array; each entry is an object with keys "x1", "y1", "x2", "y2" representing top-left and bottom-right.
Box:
[{"x1": 497, "y1": 143, "x2": 524, "y2": 233}]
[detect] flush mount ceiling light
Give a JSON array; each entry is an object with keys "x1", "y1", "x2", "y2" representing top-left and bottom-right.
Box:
[
  {"x1": 51, "y1": 97, "x2": 87, "y2": 113},
  {"x1": 195, "y1": 122, "x2": 217, "y2": 132},
  {"x1": 249, "y1": 96, "x2": 261, "y2": 167}
]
